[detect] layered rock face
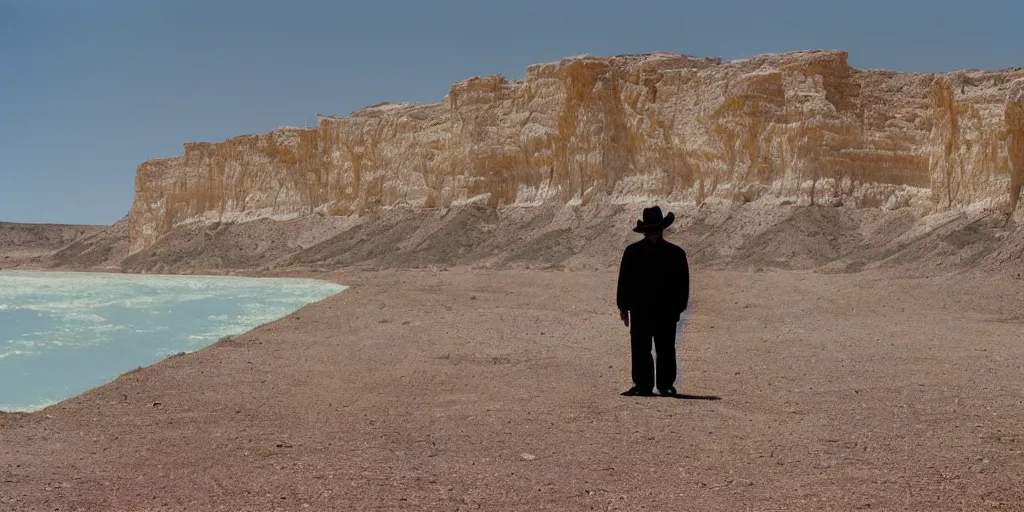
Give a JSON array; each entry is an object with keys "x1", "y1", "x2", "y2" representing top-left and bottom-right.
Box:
[{"x1": 129, "y1": 50, "x2": 1024, "y2": 253}]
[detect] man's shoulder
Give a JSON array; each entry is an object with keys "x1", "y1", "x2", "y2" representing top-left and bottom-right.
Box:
[
  {"x1": 624, "y1": 239, "x2": 646, "y2": 252},
  {"x1": 663, "y1": 239, "x2": 687, "y2": 254}
]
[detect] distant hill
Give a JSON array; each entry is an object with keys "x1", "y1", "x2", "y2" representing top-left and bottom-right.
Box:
[{"x1": 0, "y1": 222, "x2": 107, "y2": 268}]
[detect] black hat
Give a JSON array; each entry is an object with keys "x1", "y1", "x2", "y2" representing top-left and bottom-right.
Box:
[{"x1": 633, "y1": 206, "x2": 675, "y2": 233}]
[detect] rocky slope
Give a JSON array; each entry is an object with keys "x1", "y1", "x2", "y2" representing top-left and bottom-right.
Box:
[
  {"x1": 0, "y1": 222, "x2": 106, "y2": 268},
  {"x1": 129, "y1": 49, "x2": 1024, "y2": 256},
  {"x1": 6, "y1": 200, "x2": 1024, "y2": 277},
  {"x1": 115, "y1": 201, "x2": 1024, "y2": 277},
  {"x1": 46, "y1": 216, "x2": 131, "y2": 271}
]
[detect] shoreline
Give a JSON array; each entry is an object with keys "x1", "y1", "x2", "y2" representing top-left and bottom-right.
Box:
[{"x1": 0, "y1": 264, "x2": 352, "y2": 284}]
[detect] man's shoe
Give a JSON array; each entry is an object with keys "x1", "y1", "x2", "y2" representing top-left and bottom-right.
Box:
[
  {"x1": 659, "y1": 387, "x2": 677, "y2": 397},
  {"x1": 621, "y1": 387, "x2": 655, "y2": 397}
]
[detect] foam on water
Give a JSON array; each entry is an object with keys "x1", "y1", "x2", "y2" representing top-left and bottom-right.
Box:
[{"x1": 0, "y1": 270, "x2": 345, "y2": 412}]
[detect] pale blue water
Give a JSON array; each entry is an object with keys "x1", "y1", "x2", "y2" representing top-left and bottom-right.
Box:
[{"x1": 0, "y1": 270, "x2": 345, "y2": 412}]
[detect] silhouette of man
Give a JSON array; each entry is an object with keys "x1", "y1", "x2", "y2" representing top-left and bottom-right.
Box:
[{"x1": 616, "y1": 206, "x2": 690, "y2": 397}]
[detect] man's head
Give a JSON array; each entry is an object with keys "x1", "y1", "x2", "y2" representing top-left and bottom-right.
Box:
[{"x1": 633, "y1": 206, "x2": 674, "y2": 240}]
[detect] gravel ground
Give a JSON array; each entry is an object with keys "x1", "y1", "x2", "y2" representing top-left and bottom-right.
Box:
[{"x1": 2, "y1": 268, "x2": 1024, "y2": 511}]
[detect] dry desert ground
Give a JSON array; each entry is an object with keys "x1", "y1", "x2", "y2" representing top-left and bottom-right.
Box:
[{"x1": 2, "y1": 267, "x2": 1024, "y2": 511}]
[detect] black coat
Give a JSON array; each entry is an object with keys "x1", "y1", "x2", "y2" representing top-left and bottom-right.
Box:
[{"x1": 616, "y1": 237, "x2": 690, "y2": 322}]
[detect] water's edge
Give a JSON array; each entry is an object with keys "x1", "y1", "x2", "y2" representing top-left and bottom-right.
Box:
[{"x1": 0, "y1": 270, "x2": 346, "y2": 413}]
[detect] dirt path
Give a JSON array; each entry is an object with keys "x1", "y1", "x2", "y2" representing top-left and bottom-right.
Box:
[{"x1": 2, "y1": 268, "x2": 1024, "y2": 511}]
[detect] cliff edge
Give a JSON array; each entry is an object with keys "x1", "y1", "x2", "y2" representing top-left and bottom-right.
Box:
[{"x1": 128, "y1": 49, "x2": 1024, "y2": 257}]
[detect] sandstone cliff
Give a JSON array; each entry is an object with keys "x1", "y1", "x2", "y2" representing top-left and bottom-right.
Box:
[{"x1": 129, "y1": 50, "x2": 1024, "y2": 255}]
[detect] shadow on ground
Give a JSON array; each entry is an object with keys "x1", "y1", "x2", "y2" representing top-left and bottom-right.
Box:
[{"x1": 620, "y1": 391, "x2": 721, "y2": 400}]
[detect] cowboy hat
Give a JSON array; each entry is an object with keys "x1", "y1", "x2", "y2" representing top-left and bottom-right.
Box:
[{"x1": 633, "y1": 206, "x2": 675, "y2": 233}]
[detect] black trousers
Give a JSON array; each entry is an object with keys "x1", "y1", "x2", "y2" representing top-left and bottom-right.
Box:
[{"x1": 630, "y1": 318, "x2": 678, "y2": 392}]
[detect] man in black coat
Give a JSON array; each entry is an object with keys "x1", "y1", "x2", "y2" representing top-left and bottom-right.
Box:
[{"x1": 616, "y1": 206, "x2": 690, "y2": 397}]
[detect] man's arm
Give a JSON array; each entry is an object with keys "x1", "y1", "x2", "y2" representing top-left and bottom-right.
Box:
[
  {"x1": 616, "y1": 247, "x2": 632, "y2": 325},
  {"x1": 677, "y1": 249, "x2": 690, "y2": 314}
]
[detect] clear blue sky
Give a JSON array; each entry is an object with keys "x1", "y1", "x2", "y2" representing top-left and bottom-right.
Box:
[{"x1": 2, "y1": 0, "x2": 1022, "y2": 225}]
